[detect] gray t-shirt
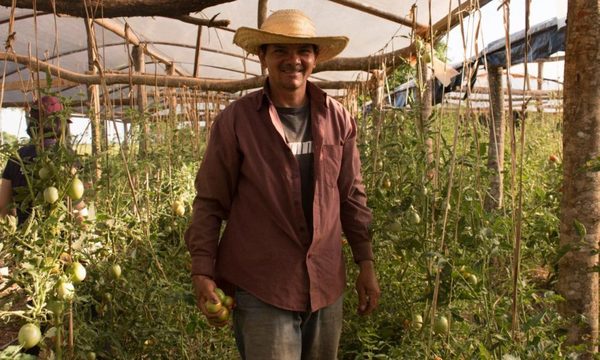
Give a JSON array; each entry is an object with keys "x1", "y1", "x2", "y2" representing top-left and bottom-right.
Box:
[{"x1": 277, "y1": 104, "x2": 314, "y2": 237}]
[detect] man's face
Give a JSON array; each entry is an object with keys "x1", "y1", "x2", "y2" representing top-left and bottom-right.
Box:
[{"x1": 259, "y1": 43, "x2": 318, "y2": 92}]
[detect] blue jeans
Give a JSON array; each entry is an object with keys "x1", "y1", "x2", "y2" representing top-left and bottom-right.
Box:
[{"x1": 233, "y1": 289, "x2": 343, "y2": 360}]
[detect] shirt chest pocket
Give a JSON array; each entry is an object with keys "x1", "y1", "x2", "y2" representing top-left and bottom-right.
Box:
[{"x1": 321, "y1": 144, "x2": 343, "y2": 188}]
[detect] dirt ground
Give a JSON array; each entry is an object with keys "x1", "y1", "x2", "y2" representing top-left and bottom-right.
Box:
[{"x1": 0, "y1": 280, "x2": 23, "y2": 350}]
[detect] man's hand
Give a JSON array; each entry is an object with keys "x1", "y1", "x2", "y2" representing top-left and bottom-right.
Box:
[
  {"x1": 192, "y1": 275, "x2": 229, "y2": 327},
  {"x1": 355, "y1": 260, "x2": 380, "y2": 316}
]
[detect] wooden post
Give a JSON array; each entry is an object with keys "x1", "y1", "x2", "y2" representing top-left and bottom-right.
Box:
[
  {"x1": 558, "y1": 0, "x2": 600, "y2": 356},
  {"x1": 120, "y1": 85, "x2": 129, "y2": 151},
  {"x1": 258, "y1": 0, "x2": 268, "y2": 75},
  {"x1": 166, "y1": 63, "x2": 177, "y2": 146},
  {"x1": 84, "y1": 18, "x2": 102, "y2": 181},
  {"x1": 166, "y1": 63, "x2": 177, "y2": 117},
  {"x1": 484, "y1": 66, "x2": 505, "y2": 211},
  {"x1": 537, "y1": 61, "x2": 544, "y2": 115},
  {"x1": 417, "y1": 56, "x2": 434, "y2": 180},
  {"x1": 132, "y1": 44, "x2": 148, "y2": 154}
]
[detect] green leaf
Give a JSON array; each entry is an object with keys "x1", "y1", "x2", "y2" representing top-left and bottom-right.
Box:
[
  {"x1": 477, "y1": 342, "x2": 492, "y2": 359},
  {"x1": 573, "y1": 219, "x2": 587, "y2": 238}
]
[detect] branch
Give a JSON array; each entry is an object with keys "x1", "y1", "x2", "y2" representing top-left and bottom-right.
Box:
[
  {"x1": 164, "y1": 14, "x2": 230, "y2": 27},
  {"x1": 0, "y1": 0, "x2": 236, "y2": 18},
  {"x1": 316, "y1": 45, "x2": 414, "y2": 72},
  {"x1": 0, "y1": 51, "x2": 364, "y2": 93}
]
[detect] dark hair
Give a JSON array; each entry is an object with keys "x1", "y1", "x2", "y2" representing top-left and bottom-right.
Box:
[{"x1": 259, "y1": 44, "x2": 319, "y2": 55}]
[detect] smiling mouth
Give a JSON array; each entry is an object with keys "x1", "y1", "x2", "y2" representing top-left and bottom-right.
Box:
[{"x1": 281, "y1": 65, "x2": 304, "y2": 74}]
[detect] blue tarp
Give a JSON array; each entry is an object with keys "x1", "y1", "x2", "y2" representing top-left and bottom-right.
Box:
[{"x1": 388, "y1": 17, "x2": 566, "y2": 109}]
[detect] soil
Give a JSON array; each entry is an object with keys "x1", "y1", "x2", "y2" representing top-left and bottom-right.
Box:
[{"x1": 0, "y1": 280, "x2": 23, "y2": 350}]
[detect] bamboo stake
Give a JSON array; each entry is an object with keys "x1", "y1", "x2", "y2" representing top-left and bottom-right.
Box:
[{"x1": 84, "y1": 18, "x2": 103, "y2": 181}]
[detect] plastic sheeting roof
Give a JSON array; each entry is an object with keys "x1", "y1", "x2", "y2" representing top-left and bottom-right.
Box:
[{"x1": 1, "y1": 0, "x2": 485, "y2": 109}]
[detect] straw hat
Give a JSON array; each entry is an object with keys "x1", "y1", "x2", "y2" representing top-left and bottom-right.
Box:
[{"x1": 233, "y1": 9, "x2": 349, "y2": 62}]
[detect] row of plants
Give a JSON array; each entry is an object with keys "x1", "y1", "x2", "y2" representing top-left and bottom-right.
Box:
[{"x1": 1, "y1": 97, "x2": 563, "y2": 358}]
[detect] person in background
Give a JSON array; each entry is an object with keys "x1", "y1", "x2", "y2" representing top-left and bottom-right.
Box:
[
  {"x1": 0, "y1": 95, "x2": 88, "y2": 224},
  {"x1": 185, "y1": 9, "x2": 380, "y2": 359}
]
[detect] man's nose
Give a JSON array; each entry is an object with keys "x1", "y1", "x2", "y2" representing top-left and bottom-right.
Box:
[{"x1": 285, "y1": 51, "x2": 302, "y2": 62}]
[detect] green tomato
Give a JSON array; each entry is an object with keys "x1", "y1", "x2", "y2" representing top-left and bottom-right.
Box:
[
  {"x1": 205, "y1": 300, "x2": 222, "y2": 314},
  {"x1": 69, "y1": 262, "x2": 87, "y2": 283},
  {"x1": 217, "y1": 307, "x2": 230, "y2": 322},
  {"x1": 222, "y1": 295, "x2": 235, "y2": 309},
  {"x1": 408, "y1": 210, "x2": 421, "y2": 225},
  {"x1": 110, "y1": 264, "x2": 122, "y2": 280},
  {"x1": 38, "y1": 166, "x2": 51, "y2": 180},
  {"x1": 412, "y1": 314, "x2": 423, "y2": 330},
  {"x1": 18, "y1": 323, "x2": 41, "y2": 349},
  {"x1": 43, "y1": 186, "x2": 59, "y2": 204},
  {"x1": 433, "y1": 315, "x2": 449, "y2": 335},
  {"x1": 214, "y1": 288, "x2": 226, "y2": 303},
  {"x1": 466, "y1": 273, "x2": 478, "y2": 286},
  {"x1": 67, "y1": 177, "x2": 85, "y2": 200},
  {"x1": 56, "y1": 281, "x2": 75, "y2": 301}
]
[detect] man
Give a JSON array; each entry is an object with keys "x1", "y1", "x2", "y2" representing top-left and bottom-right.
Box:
[
  {"x1": 0, "y1": 95, "x2": 88, "y2": 223},
  {"x1": 185, "y1": 9, "x2": 380, "y2": 359}
]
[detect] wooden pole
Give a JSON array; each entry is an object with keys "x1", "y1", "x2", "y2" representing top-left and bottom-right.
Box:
[
  {"x1": 132, "y1": 45, "x2": 149, "y2": 155},
  {"x1": 258, "y1": 0, "x2": 268, "y2": 75},
  {"x1": 327, "y1": 0, "x2": 427, "y2": 34},
  {"x1": 193, "y1": 26, "x2": 202, "y2": 78},
  {"x1": 166, "y1": 63, "x2": 177, "y2": 117},
  {"x1": 258, "y1": 0, "x2": 268, "y2": 27},
  {"x1": 0, "y1": 50, "x2": 390, "y2": 92},
  {"x1": 537, "y1": 61, "x2": 544, "y2": 114},
  {"x1": 417, "y1": 58, "x2": 434, "y2": 177},
  {"x1": 484, "y1": 66, "x2": 505, "y2": 211},
  {"x1": 84, "y1": 18, "x2": 103, "y2": 181}
]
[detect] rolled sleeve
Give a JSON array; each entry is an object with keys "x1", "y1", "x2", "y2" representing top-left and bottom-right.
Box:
[
  {"x1": 337, "y1": 119, "x2": 373, "y2": 263},
  {"x1": 185, "y1": 112, "x2": 240, "y2": 278}
]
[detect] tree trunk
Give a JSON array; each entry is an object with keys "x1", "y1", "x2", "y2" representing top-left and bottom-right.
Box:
[
  {"x1": 558, "y1": 0, "x2": 600, "y2": 357},
  {"x1": 485, "y1": 66, "x2": 505, "y2": 211}
]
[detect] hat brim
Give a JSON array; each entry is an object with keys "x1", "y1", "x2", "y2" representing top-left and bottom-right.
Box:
[{"x1": 233, "y1": 27, "x2": 348, "y2": 62}]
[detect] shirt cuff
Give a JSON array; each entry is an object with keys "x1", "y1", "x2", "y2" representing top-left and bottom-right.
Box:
[
  {"x1": 350, "y1": 241, "x2": 374, "y2": 264},
  {"x1": 190, "y1": 256, "x2": 215, "y2": 278}
]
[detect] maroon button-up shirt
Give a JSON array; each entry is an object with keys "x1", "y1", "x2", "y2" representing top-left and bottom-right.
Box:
[{"x1": 185, "y1": 81, "x2": 373, "y2": 312}]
